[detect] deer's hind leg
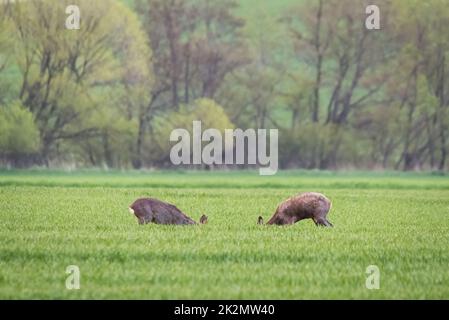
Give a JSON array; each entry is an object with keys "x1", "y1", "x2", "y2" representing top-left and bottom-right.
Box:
[
  {"x1": 313, "y1": 209, "x2": 333, "y2": 227},
  {"x1": 313, "y1": 217, "x2": 332, "y2": 227}
]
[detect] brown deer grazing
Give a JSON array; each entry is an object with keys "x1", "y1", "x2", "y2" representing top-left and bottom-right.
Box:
[
  {"x1": 258, "y1": 192, "x2": 333, "y2": 227},
  {"x1": 128, "y1": 198, "x2": 208, "y2": 225}
]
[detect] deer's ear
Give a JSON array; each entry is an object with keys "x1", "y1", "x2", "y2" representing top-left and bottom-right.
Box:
[{"x1": 257, "y1": 216, "x2": 264, "y2": 225}]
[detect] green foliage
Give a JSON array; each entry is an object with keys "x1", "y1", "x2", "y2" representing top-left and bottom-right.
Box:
[
  {"x1": 280, "y1": 123, "x2": 365, "y2": 169},
  {"x1": 167, "y1": 98, "x2": 235, "y2": 132},
  {"x1": 0, "y1": 0, "x2": 448, "y2": 170},
  {"x1": 0, "y1": 8, "x2": 17, "y2": 104},
  {"x1": 149, "y1": 98, "x2": 234, "y2": 163},
  {"x1": 0, "y1": 0, "x2": 154, "y2": 167},
  {"x1": 0, "y1": 101, "x2": 40, "y2": 154}
]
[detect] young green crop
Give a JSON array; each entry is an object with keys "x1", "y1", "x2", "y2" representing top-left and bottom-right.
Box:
[{"x1": 0, "y1": 170, "x2": 448, "y2": 299}]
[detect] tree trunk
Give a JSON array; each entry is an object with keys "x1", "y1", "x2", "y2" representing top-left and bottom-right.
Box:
[
  {"x1": 438, "y1": 131, "x2": 447, "y2": 170},
  {"x1": 103, "y1": 131, "x2": 113, "y2": 168},
  {"x1": 184, "y1": 43, "x2": 190, "y2": 104},
  {"x1": 312, "y1": 0, "x2": 323, "y2": 123},
  {"x1": 164, "y1": 3, "x2": 179, "y2": 108},
  {"x1": 133, "y1": 117, "x2": 146, "y2": 169}
]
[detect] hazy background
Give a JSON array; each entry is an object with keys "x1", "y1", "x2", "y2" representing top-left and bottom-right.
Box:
[{"x1": 0, "y1": 0, "x2": 448, "y2": 171}]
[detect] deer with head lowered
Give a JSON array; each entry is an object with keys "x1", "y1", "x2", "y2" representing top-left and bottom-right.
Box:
[
  {"x1": 128, "y1": 198, "x2": 208, "y2": 225},
  {"x1": 258, "y1": 192, "x2": 333, "y2": 227}
]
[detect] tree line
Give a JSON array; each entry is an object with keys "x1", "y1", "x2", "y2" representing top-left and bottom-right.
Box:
[{"x1": 0, "y1": 0, "x2": 448, "y2": 171}]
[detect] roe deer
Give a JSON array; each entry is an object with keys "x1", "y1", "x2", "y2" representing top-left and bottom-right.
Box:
[
  {"x1": 128, "y1": 198, "x2": 208, "y2": 225},
  {"x1": 258, "y1": 192, "x2": 333, "y2": 227}
]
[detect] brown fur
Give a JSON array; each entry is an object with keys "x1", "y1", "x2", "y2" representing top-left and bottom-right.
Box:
[
  {"x1": 259, "y1": 192, "x2": 333, "y2": 227},
  {"x1": 129, "y1": 198, "x2": 208, "y2": 225}
]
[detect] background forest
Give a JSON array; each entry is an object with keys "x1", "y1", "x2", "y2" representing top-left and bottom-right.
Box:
[{"x1": 0, "y1": 0, "x2": 448, "y2": 171}]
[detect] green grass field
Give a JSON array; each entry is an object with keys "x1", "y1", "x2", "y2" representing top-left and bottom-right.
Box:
[{"x1": 0, "y1": 170, "x2": 448, "y2": 299}]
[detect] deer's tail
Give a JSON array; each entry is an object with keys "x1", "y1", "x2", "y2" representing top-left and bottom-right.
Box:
[{"x1": 199, "y1": 214, "x2": 208, "y2": 224}]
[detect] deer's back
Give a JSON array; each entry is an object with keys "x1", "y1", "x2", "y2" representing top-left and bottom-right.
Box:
[
  {"x1": 276, "y1": 192, "x2": 331, "y2": 220},
  {"x1": 130, "y1": 198, "x2": 196, "y2": 225}
]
